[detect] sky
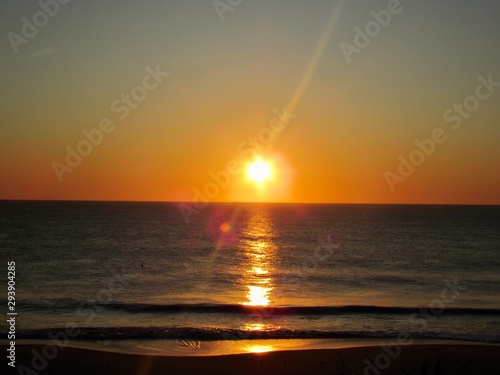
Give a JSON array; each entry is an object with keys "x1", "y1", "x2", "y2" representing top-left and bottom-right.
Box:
[{"x1": 1, "y1": 0, "x2": 499, "y2": 204}]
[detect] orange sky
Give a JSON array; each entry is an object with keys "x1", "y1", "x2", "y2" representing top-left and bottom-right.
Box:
[{"x1": 1, "y1": 1, "x2": 499, "y2": 204}]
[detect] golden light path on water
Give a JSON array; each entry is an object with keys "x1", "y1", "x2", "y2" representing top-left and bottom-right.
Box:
[{"x1": 240, "y1": 209, "x2": 276, "y2": 311}]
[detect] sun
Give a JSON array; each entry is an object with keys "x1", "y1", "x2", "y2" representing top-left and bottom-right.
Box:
[{"x1": 247, "y1": 159, "x2": 271, "y2": 183}]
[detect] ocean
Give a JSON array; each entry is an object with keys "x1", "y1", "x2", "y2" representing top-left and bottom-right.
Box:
[{"x1": 1, "y1": 201, "x2": 499, "y2": 355}]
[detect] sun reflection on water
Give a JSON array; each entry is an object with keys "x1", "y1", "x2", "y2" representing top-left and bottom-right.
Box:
[
  {"x1": 244, "y1": 322, "x2": 266, "y2": 331},
  {"x1": 244, "y1": 285, "x2": 271, "y2": 306},
  {"x1": 240, "y1": 209, "x2": 276, "y2": 308}
]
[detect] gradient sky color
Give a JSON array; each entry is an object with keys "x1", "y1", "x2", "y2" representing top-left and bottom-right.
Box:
[{"x1": 1, "y1": 0, "x2": 499, "y2": 204}]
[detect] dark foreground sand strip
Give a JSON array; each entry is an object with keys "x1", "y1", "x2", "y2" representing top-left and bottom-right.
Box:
[{"x1": 5, "y1": 344, "x2": 500, "y2": 375}]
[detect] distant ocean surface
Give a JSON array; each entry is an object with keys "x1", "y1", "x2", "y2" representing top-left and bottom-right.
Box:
[{"x1": 1, "y1": 202, "x2": 500, "y2": 353}]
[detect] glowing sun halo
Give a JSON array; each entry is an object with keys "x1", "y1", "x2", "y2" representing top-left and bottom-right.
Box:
[{"x1": 247, "y1": 159, "x2": 271, "y2": 183}]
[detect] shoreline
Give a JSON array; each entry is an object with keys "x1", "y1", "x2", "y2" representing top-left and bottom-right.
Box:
[
  {"x1": 3, "y1": 342, "x2": 500, "y2": 374},
  {"x1": 5, "y1": 337, "x2": 499, "y2": 356}
]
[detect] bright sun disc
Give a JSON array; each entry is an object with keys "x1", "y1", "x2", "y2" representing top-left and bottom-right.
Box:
[{"x1": 247, "y1": 159, "x2": 271, "y2": 183}]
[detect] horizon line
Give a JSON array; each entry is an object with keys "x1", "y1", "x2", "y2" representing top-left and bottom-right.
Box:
[{"x1": 0, "y1": 199, "x2": 498, "y2": 207}]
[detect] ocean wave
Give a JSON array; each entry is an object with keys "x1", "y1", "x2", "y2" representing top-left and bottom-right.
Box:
[
  {"x1": 14, "y1": 326, "x2": 500, "y2": 343},
  {"x1": 18, "y1": 302, "x2": 500, "y2": 316}
]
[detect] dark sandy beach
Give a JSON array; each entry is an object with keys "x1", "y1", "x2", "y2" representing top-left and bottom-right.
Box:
[{"x1": 5, "y1": 343, "x2": 500, "y2": 374}]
